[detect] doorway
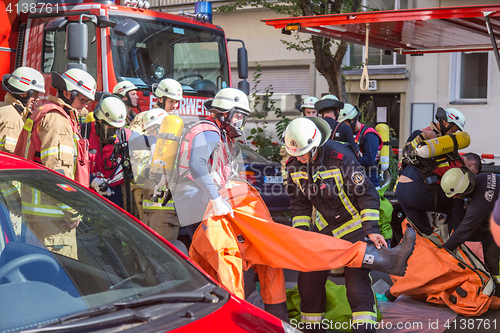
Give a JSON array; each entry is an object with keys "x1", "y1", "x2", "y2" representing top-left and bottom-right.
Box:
[{"x1": 358, "y1": 94, "x2": 401, "y2": 148}]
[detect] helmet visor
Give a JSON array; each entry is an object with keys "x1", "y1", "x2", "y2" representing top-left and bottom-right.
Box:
[{"x1": 228, "y1": 109, "x2": 248, "y2": 131}]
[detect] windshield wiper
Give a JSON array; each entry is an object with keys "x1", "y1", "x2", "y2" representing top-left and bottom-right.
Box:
[
  {"x1": 25, "y1": 291, "x2": 218, "y2": 332},
  {"x1": 114, "y1": 290, "x2": 219, "y2": 308}
]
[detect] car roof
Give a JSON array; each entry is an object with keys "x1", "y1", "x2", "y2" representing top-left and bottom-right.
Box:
[{"x1": 0, "y1": 152, "x2": 46, "y2": 171}]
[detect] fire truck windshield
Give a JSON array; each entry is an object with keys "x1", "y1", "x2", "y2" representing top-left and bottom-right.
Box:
[{"x1": 109, "y1": 15, "x2": 230, "y2": 97}]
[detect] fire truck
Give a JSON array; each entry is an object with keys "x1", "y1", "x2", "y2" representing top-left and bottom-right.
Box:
[{"x1": 1, "y1": 0, "x2": 249, "y2": 123}]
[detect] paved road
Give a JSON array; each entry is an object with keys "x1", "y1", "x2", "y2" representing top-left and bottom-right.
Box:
[{"x1": 243, "y1": 268, "x2": 500, "y2": 333}]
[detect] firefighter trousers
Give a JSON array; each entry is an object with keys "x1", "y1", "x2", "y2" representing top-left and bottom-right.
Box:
[
  {"x1": 396, "y1": 169, "x2": 451, "y2": 235},
  {"x1": 298, "y1": 267, "x2": 376, "y2": 333}
]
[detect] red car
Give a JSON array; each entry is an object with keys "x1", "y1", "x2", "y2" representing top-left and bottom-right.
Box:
[{"x1": 0, "y1": 152, "x2": 298, "y2": 333}]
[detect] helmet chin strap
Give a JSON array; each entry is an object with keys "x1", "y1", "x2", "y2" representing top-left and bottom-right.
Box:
[
  {"x1": 157, "y1": 96, "x2": 165, "y2": 109},
  {"x1": 334, "y1": 109, "x2": 340, "y2": 120},
  {"x1": 15, "y1": 90, "x2": 33, "y2": 107},
  {"x1": 309, "y1": 146, "x2": 318, "y2": 162},
  {"x1": 438, "y1": 119, "x2": 452, "y2": 135},
  {"x1": 350, "y1": 118, "x2": 358, "y2": 132},
  {"x1": 59, "y1": 90, "x2": 77, "y2": 107}
]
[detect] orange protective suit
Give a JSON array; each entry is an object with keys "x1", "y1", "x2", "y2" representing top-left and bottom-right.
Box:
[
  {"x1": 388, "y1": 220, "x2": 500, "y2": 316},
  {"x1": 189, "y1": 181, "x2": 368, "y2": 304}
]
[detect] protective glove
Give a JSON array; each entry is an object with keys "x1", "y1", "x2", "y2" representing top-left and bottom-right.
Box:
[
  {"x1": 91, "y1": 177, "x2": 113, "y2": 196},
  {"x1": 210, "y1": 196, "x2": 234, "y2": 218}
]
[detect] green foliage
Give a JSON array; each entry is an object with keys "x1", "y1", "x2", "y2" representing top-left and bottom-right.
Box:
[
  {"x1": 246, "y1": 64, "x2": 288, "y2": 162},
  {"x1": 217, "y1": 0, "x2": 302, "y2": 16}
]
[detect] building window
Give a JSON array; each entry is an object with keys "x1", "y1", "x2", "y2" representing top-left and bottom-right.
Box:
[
  {"x1": 450, "y1": 52, "x2": 488, "y2": 103},
  {"x1": 347, "y1": 0, "x2": 407, "y2": 68}
]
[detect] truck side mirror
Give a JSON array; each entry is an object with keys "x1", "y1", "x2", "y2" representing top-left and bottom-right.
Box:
[
  {"x1": 237, "y1": 47, "x2": 248, "y2": 80},
  {"x1": 238, "y1": 80, "x2": 250, "y2": 95},
  {"x1": 66, "y1": 22, "x2": 88, "y2": 61}
]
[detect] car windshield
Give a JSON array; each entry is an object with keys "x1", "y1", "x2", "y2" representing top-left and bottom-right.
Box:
[
  {"x1": 109, "y1": 14, "x2": 230, "y2": 95},
  {"x1": 0, "y1": 170, "x2": 212, "y2": 332}
]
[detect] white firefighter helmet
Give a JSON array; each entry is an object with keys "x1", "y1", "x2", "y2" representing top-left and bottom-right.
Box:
[
  {"x1": 440, "y1": 167, "x2": 476, "y2": 198},
  {"x1": 60, "y1": 68, "x2": 96, "y2": 100},
  {"x1": 284, "y1": 117, "x2": 332, "y2": 157},
  {"x1": 94, "y1": 95, "x2": 127, "y2": 128},
  {"x1": 2, "y1": 67, "x2": 45, "y2": 94},
  {"x1": 154, "y1": 78, "x2": 183, "y2": 101},
  {"x1": 142, "y1": 108, "x2": 168, "y2": 131},
  {"x1": 113, "y1": 81, "x2": 138, "y2": 97},
  {"x1": 203, "y1": 87, "x2": 250, "y2": 114},
  {"x1": 300, "y1": 96, "x2": 319, "y2": 112},
  {"x1": 204, "y1": 88, "x2": 250, "y2": 138},
  {"x1": 436, "y1": 107, "x2": 465, "y2": 131},
  {"x1": 337, "y1": 103, "x2": 359, "y2": 123}
]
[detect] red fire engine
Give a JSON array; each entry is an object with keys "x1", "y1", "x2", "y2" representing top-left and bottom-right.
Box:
[{"x1": 1, "y1": 0, "x2": 249, "y2": 123}]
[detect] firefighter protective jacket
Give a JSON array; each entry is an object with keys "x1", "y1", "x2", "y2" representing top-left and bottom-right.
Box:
[
  {"x1": 14, "y1": 95, "x2": 89, "y2": 187},
  {"x1": 444, "y1": 173, "x2": 500, "y2": 251},
  {"x1": 0, "y1": 93, "x2": 30, "y2": 153},
  {"x1": 286, "y1": 140, "x2": 380, "y2": 238}
]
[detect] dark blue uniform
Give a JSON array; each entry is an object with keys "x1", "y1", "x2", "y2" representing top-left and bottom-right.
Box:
[
  {"x1": 286, "y1": 140, "x2": 380, "y2": 333},
  {"x1": 355, "y1": 129, "x2": 381, "y2": 187},
  {"x1": 322, "y1": 116, "x2": 356, "y2": 146}
]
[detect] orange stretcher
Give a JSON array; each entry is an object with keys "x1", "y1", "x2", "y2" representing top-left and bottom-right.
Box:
[
  {"x1": 189, "y1": 181, "x2": 368, "y2": 304},
  {"x1": 388, "y1": 220, "x2": 500, "y2": 316}
]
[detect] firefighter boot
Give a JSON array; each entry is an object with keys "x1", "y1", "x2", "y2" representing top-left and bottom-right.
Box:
[
  {"x1": 361, "y1": 227, "x2": 416, "y2": 276},
  {"x1": 264, "y1": 301, "x2": 289, "y2": 322}
]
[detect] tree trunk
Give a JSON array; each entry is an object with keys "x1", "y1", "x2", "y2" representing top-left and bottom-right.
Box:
[{"x1": 301, "y1": 0, "x2": 362, "y2": 100}]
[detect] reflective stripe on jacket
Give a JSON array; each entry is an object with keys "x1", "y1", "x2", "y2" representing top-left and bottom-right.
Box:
[
  {"x1": 0, "y1": 93, "x2": 28, "y2": 153},
  {"x1": 14, "y1": 96, "x2": 89, "y2": 187},
  {"x1": 286, "y1": 140, "x2": 380, "y2": 238}
]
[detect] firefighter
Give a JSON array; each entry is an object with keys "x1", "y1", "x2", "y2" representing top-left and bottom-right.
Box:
[
  {"x1": 284, "y1": 117, "x2": 409, "y2": 333},
  {"x1": 314, "y1": 94, "x2": 356, "y2": 146},
  {"x1": 337, "y1": 103, "x2": 382, "y2": 187},
  {"x1": 113, "y1": 80, "x2": 141, "y2": 126},
  {"x1": 396, "y1": 107, "x2": 470, "y2": 235},
  {"x1": 14, "y1": 68, "x2": 97, "y2": 259},
  {"x1": 15, "y1": 67, "x2": 95, "y2": 185},
  {"x1": 153, "y1": 78, "x2": 183, "y2": 115},
  {"x1": 440, "y1": 167, "x2": 500, "y2": 295},
  {"x1": 115, "y1": 81, "x2": 146, "y2": 219},
  {"x1": 299, "y1": 96, "x2": 319, "y2": 117},
  {"x1": 84, "y1": 94, "x2": 154, "y2": 211},
  {"x1": 137, "y1": 108, "x2": 181, "y2": 241},
  {"x1": 337, "y1": 103, "x2": 393, "y2": 246},
  {"x1": 280, "y1": 97, "x2": 319, "y2": 184},
  {"x1": 0, "y1": 67, "x2": 46, "y2": 232},
  {"x1": 171, "y1": 87, "x2": 249, "y2": 238},
  {"x1": 1, "y1": 67, "x2": 45, "y2": 153}
]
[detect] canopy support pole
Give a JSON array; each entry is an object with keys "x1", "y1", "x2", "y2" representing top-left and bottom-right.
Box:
[{"x1": 483, "y1": 12, "x2": 500, "y2": 72}]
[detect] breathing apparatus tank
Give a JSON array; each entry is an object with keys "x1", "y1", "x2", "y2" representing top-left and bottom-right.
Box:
[
  {"x1": 413, "y1": 132, "x2": 470, "y2": 159},
  {"x1": 151, "y1": 115, "x2": 184, "y2": 175},
  {"x1": 375, "y1": 123, "x2": 390, "y2": 172}
]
